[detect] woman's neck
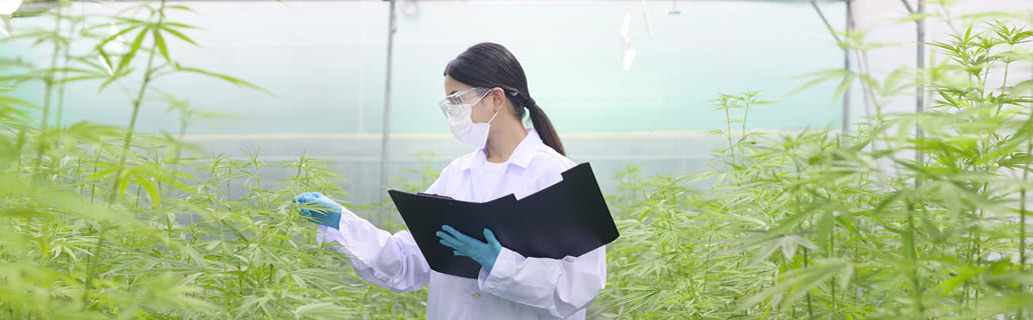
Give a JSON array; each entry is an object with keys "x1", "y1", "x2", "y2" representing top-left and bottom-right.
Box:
[{"x1": 484, "y1": 120, "x2": 528, "y2": 164}]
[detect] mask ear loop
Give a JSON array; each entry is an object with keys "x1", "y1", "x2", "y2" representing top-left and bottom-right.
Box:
[
  {"x1": 482, "y1": 89, "x2": 500, "y2": 124},
  {"x1": 486, "y1": 109, "x2": 500, "y2": 124}
]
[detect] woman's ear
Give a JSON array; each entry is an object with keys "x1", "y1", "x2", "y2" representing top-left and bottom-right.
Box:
[{"x1": 491, "y1": 88, "x2": 507, "y2": 112}]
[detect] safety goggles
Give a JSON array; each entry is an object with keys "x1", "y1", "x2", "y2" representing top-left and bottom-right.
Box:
[{"x1": 438, "y1": 87, "x2": 491, "y2": 120}]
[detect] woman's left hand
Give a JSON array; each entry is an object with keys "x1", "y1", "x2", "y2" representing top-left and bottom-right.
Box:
[{"x1": 436, "y1": 225, "x2": 502, "y2": 273}]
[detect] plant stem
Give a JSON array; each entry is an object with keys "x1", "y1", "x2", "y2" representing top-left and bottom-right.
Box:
[
  {"x1": 740, "y1": 98, "x2": 750, "y2": 166},
  {"x1": 106, "y1": 0, "x2": 167, "y2": 204},
  {"x1": 225, "y1": 167, "x2": 232, "y2": 201},
  {"x1": 76, "y1": 155, "x2": 83, "y2": 195},
  {"x1": 171, "y1": 121, "x2": 187, "y2": 184},
  {"x1": 81, "y1": 225, "x2": 108, "y2": 310},
  {"x1": 37, "y1": 221, "x2": 50, "y2": 266},
  {"x1": 980, "y1": 67, "x2": 990, "y2": 97},
  {"x1": 803, "y1": 247, "x2": 813, "y2": 318},
  {"x1": 995, "y1": 63, "x2": 1010, "y2": 115},
  {"x1": 89, "y1": 150, "x2": 100, "y2": 204},
  {"x1": 159, "y1": 179, "x2": 170, "y2": 239},
  {"x1": 724, "y1": 99, "x2": 735, "y2": 167},
  {"x1": 1020, "y1": 142, "x2": 1029, "y2": 320},
  {"x1": 134, "y1": 185, "x2": 142, "y2": 210},
  {"x1": 253, "y1": 154, "x2": 263, "y2": 208},
  {"x1": 1019, "y1": 80, "x2": 1032, "y2": 320},
  {"x1": 33, "y1": 3, "x2": 66, "y2": 180},
  {"x1": 831, "y1": 215, "x2": 837, "y2": 316},
  {"x1": 905, "y1": 202, "x2": 925, "y2": 318},
  {"x1": 218, "y1": 219, "x2": 232, "y2": 312},
  {"x1": 701, "y1": 233, "x2": 713, "y2": 296},
  {"x1": 54, "y1": 0, "x2": 85, "y2": 129}
]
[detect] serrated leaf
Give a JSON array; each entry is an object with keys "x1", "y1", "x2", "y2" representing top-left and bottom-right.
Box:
[
  {"x1": 790, "y1": 69, "x2": 853, "y2": 97},
  {"x1": 161, "y1": 25, "x2": 198, "y2": 46},
  {"x1": 117, "y1": 26, "x2": 150, "y2": 73},
  {"x1": 174, "y1": 65, "x2": 270, "y2": 94},
  {"x1": 165, "y1": 5, "x2": 195, "y2": 12},
  {"x1": 153, "y1": 27, "x2": 170, "y2": 63},
  {"x1": 897, "y1": 12, "x2": 934, "y2": 23}
]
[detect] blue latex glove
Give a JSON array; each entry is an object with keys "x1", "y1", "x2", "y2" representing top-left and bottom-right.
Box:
[
  {"x1": 292, "y1": 192, "x2": 342, "y2": 228},
  {"x1": 436, "y1": 225, "x2": 502, "y2": 273}
]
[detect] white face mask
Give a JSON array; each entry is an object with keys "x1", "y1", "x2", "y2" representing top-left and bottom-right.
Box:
[{"x1": 448, "y1": 97, "x2": 499, "y2": 150}]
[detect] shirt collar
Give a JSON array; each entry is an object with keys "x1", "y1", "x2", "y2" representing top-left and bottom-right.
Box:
[{"x1": 457, "y1": 128, "x2": 542, "y2": 172}]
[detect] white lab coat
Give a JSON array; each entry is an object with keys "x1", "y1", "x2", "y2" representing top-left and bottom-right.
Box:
[{"x1": 316, "y1": 129, "x2": 607, "y2": 319}]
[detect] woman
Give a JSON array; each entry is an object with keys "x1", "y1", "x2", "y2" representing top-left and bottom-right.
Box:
[{"x1": 293, "y1": 42, "x2": 606, "y2": 320}]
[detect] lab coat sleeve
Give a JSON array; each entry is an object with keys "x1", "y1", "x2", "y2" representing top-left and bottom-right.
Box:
[
  {"x1": 315, "y1": 165, "x2": 453, "y2": 293},
  {"x1": 477, "y1": 246, "x2": 607, "y2": 318},
  {"x1": 317, "y1": 212, "x2": 430, "y2": 293}
]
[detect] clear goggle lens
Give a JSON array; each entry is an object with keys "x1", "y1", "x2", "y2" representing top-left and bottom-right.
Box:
[{"x1": 439, "y1": 87, "x2": 490, "y2": 120}]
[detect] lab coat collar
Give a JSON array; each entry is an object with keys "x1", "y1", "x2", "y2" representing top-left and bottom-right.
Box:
[{"x1": 458, "y1": 128, "x2": 542, "y2": 172}]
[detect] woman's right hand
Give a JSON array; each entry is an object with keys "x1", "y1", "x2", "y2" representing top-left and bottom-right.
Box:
[{"x1": 292, "y1": 192, "x2": 343, "y2": 228}]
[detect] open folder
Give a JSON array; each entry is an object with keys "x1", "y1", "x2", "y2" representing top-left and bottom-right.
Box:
[{"x1": 387, "y1": 162, "x2": 620, "y2": 279}]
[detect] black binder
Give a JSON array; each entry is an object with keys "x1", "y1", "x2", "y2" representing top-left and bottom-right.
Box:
[{"x1": 387, "y1": 162, "x2": 620, "y2": 279}]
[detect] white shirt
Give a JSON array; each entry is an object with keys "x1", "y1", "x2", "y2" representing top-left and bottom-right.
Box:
[
  {"x1": 481, "y1": 159, "x2": 508, "y2": 191},
  {"x1": 317, "y1": 129, "x2": 607, "y2": 320}
]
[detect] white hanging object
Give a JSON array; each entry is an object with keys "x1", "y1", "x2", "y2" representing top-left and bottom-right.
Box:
[
  {"x1": 0, "y1": 18, "x2": 9, "y2": 37},
  {"x1": 400, "y1": 0, "x2": 418, "y2": 16},
  {"x1": 639, "y1": 0, "x2": 653, "y2": 40},
  {"x1": 0, "y1": 0, "x2": 22, "y2": 16},
  {"x1": 0, "y1": 0, "x2": 21, "y2": 37},
  {"x1": 102, "y1": 23, "x2": 128, "y2": 55},
  {"x1": 620, "y1": 13, "x2": 637, "y2": 72},
  {"x1": 99, "y1": 23, "x2": 128, "y2": 75}
]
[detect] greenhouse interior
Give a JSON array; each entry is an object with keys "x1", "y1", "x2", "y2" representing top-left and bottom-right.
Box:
[{"x1": 3, "y1": 0, "x2": 1033, "y2": 318}]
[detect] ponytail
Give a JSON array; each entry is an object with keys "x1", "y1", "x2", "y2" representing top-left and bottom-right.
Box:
[{"x1": 519, "y1": 96, "x2": 565, "y2": 156}]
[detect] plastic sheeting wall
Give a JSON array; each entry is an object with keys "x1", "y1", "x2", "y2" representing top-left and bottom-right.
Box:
[{"x1": 4, "y1": 0, "x2": 847, "y2": 206}]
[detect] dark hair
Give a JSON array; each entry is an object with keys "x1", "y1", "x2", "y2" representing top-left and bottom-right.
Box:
[{"x1": 443, "y1": 42, "x2": 566, "y2": 156}]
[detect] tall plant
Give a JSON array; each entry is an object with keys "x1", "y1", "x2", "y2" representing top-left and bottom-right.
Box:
[
  {"x1": 596, "y1": 8, "x2": 1033, "y2": 320},
  {"x1": 1, "y1": 1, "x2": 428, "y2": 319}
]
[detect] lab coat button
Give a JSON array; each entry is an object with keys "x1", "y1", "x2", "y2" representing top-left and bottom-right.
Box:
[{"x1": 472, "y1": 292, "x2": 482, "y2": 299}]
